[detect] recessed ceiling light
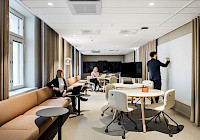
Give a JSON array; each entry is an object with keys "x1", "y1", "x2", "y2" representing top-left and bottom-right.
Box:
[
  {"x1": 125, "y1": 35, "x2": 129, "y2": 36},
  {"x1": 149, "y1": 2, "x2": 155, "y2": 6},
  {"x1": 48, "y1": 3, "x2": 53, "y2": 6},
  {"x1": 73, "y1": 35, "x2": 76, "y2": 37}
]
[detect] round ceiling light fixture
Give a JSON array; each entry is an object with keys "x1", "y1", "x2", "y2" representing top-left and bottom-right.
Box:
[{"x1": 64, "y1": 58, "x2": 72, "y2": 65}]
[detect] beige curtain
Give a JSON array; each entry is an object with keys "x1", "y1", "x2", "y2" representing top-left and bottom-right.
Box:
[
  {"x1": 59, "y1": 38, "x2": 64, "y2": 70},
  {"x1": 190, "y1": 17, "x2": 200, "y2": 126},
  {"x1": 76, "y1": 50, "x2": 79, "y2": 75},
  {"x1": 0, "y1": 0, "x2": 9, "y2": 101},
  {"x1": 138, "y1": 40, "x2": 156, "y2": 83},
  {"x1": 64, "y1": 40, "x2": 72, "y2": 79},
  {"x1": 42, "y1": 22, "x2": 59, "y2": 87}
]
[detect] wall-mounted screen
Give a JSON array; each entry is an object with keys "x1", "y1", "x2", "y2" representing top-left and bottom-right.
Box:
[
  {"x1": 121, "y1": 62, "x2": 142, "y2": 78},
  {"x1": 83, "y1": 61, "x2": 121, "y2": 73}
]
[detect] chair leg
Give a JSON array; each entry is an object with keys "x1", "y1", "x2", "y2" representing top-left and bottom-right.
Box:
[
  {"x1": 120, "y1": 112, "x2": 126, "y2": 139},
  {"x1": 162, "y1": 112, "x2": 173, "y2": 137},
  {"x1": 135, "y1": 98, "x2": 140, "y2": 104},
  {"x1": 154, "y1": 112, "x2": 161, "y2": 123},
  {"x1": 105, "y1": 113, "x2": 120, "y2": 131},
  {"x1": 162, "y1": 112, "x2": 180, "y2": 131},
  {"x1": 118, "y1": 112, "x2": 122, "y2": 125},
  {"x1": 147, "y1": 97, "x2": 151, "y2": 101},
  {"x1": 123, "y1": 112, "x2": 137, "y2": 130},
  {"x1": 101, "y1": 107, "x2": 109, "y2": 116},
  {"x1": 146, "y1": 112, "x2": 161, "y2": 126}
]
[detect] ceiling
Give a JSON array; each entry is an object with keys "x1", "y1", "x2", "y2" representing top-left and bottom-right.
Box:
[{"x1": 19, "y1": 0, "x2": 200, "y2": 55}]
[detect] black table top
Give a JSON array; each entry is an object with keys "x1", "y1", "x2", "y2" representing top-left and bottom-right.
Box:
[
  {"x1": 36, "y1": 107, "x2": 69, "y2": 117},
  {"x1": 65, "y1": 93, "x2": 83, "y2": 97}
]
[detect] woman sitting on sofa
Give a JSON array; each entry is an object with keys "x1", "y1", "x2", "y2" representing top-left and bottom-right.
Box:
[{"x1": 47, "y1": 69, "x2": 87, "y2": 112}]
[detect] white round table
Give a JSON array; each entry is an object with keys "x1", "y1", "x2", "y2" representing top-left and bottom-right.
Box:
[
  {"x1": 111, "y1": 88, "x2": 165, "y2": 133},
  {"x1": 115, "y1": 88, "x2": 164, "y2": 97},
  {"x1": 112, "y1": 83, "x2": 144, "y2": 89}
]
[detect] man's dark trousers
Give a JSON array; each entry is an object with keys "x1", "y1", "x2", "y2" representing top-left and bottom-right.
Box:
[{"x1": 151, "y1": 79, "x2": 161, "y2": 103}]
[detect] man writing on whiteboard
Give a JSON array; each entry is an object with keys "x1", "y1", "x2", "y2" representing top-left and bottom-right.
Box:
[{"x1": 147, "y1": 51, "x2": 170, "y2": 103}]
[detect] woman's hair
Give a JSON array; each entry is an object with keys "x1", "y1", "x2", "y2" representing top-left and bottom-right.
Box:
[{"x1": 56, "y1": 69, "x2": 63, "y2": 78}]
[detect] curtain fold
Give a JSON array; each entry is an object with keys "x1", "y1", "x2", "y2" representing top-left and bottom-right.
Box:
[
  {"x1": 138, "y1": 40, "x2": 156, "y2": 83},
  {"x1": 76, "y1": 49, "x2": 79, "y2": 75},
  {"x1": 0, "y1": 0, "x2": 9, "y2": 101},
  {"x1": 42, "y1": 22, "x2": 59, "y2": 87},
  {"x1": 64, "y1": 40, "x2": 72, "y2": 79},
  {"x1": 191, "y1": 17, "x2": 200, "y2": 126}
]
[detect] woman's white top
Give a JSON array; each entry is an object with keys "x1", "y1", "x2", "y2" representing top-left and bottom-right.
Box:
[{"x1": 58, "y1": 78, "x2": 65, "y2": 93}]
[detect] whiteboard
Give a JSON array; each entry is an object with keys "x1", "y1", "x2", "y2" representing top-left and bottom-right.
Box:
[{"x1": 157, "y1": 33, "x2": 192, "y2": 106}]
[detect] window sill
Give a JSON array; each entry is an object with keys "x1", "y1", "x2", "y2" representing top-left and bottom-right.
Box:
[{"x1": 9, "y1": 87, "x2": 38, "y2": 98}]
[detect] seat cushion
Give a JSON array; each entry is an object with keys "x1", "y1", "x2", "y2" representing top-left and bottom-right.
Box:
[
  {"x1": 0, "y1": 129, "x2": 38, "y2": 140},
  {"x1": 76, "y1": 75, "x2": 81, "y2": 81},
  {"x1": 36, "y1": 87, "x2": 54, "y2": 105},
  {"x1": 70, "y1": 82, "x2": 85, "y2": 88},
  {"x1": 146, "y1": 103, "x2": 165, "y2": 111},
  {"x1": 38, "y1": 97, "x2": 71, "y2": 108},
  {"x1": 66, "y1": 77, "x2": 77, "y2": 87},
  {"x1": 0, "y1": 91, "x2": 38, "y2": 126},
  {"x1": 0, "y1": 115, "x2": 54, "y2": 136}
]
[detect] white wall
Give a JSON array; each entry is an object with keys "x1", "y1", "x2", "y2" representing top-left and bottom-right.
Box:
[
  {"x1": 157, "y1": 33, "x2": 192, "y2": 106},
  {"x1": 82, "y1": 55, "x2": 124, "y2": 62}
]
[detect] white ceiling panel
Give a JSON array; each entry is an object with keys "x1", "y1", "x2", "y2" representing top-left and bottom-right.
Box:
[
  {"x1": 38, "y1": 13, "x2": 171, "y2": 24},
  {"x1": 187, "y1": 1, "x2": 200, "y2": 7},
  {"x1": 179, "y1": 7, "x2": 200, "y2": 13},
  {"x1": 30, "y1": 7, "x2": 71, "y2": 14},
  {"x1": 19, "y1": 0, "x2": 200, "y2": 55},
  {"x1": 21, "y1": 0, "x2": 68, "y2": 8},
  {"x1": 102, "y1": 7, "x2": 180, "y2": 14},
  {"x1": 102, "y1": 0, "x2": 192, "y2": 8}
]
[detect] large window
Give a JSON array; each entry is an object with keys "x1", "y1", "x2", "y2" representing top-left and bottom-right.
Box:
[{"x1": 9, "y1": 8, "x2": 24, "y2": 91}]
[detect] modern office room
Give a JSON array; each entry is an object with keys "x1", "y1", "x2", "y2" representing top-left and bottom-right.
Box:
[{"x1": 0, "y1": 0, "x2": 200, "y2": 140}]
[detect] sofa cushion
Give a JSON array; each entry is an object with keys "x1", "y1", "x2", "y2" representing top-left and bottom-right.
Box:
[
  {"x1": 0, "y1": 129, "x2": 38, "y2": 140},
  {"x1": 38, "y1": 97, "x2": 71, "y2": 108},
  {"x1": 69, "y1": 82, "x2": 85, "y2": 89},
  {"x1": 0, "y1": 115, "x2": 54, "y2": 137},
  {"x1": 66, "y1": 77, "x2": 77, "y2": 87},
  {"x1": 0, "y1": 91, "x2": 38, "y2": 126},
  {"x1": 76, "y1": 75, "x2": 80, "y2": 81},
  {"x1": 36, "y1": 87, "x2": 54, "y2": 105}
]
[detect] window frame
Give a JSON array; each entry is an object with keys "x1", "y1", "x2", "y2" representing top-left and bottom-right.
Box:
[
  {"x1": 9, "y1": 36, "x2": 25, "y2": 90},
  {"x1": 9, "y1": 7, "x2": 25, "y2": 91},
  {"x1": 9, "y1": 7, "x2": 24, "y2": 40}
]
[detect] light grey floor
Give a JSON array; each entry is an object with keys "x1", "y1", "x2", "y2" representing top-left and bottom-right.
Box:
[{"x1": 54, "y1": 91, "x2": 200, "y2": 140}]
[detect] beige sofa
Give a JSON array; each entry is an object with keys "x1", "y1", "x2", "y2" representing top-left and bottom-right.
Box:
[
  {"x1": 66, "y1": 75, "x2": 86, "y2": 90},
  {"x1": 0, "y1": 87, "x2": 71, "y2": 140}
]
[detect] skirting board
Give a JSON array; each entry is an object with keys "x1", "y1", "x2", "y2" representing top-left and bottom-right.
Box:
[{"x1": 173, "y1": 100, "x2": 191, "y2": 118}]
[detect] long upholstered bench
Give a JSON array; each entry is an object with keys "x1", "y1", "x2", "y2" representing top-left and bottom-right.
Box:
[
  {"x1": 66, "y1": 75, "x2": 86, "y2": 90},
  {"x1": 0, "y1": 87, "x2": 71, "y2": 140}
]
